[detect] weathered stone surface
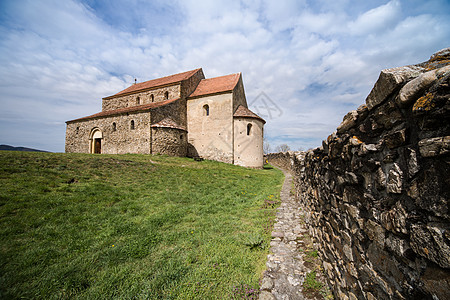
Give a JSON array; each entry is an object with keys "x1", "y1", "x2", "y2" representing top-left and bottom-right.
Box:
[
  {"x1": 337, "y1": 110, "x2": 358, "y2": 133},
  {"x1": 259, "y1": 290, "x2": 276, "y2": 300},
  {"x1": 397, "y1": 69, "x2": 437, "y2": 107},
  {"x1": 420, "y1": 265, "x2": 450, "y2": 300},
  {"x1": 260, "y1": 277, "x2": 274, "y2": 291},
  {"x1": 407, "y1": 148, "x2": 419, "y2": 178},
  {"x1": 384, "y1": 128, "x2": 407, "y2": 149},
  {"x1": 365, "y1": 220, "x2": 385, "y2": 247},
  {"x1": 365, "y1": 65, "x2": 424, "y2": 110},
  {"x1": 418, "y1": 136, "x2": 450, "y2": 157},
  {"x1": 385, "y1": 234, "x2": 410, "y2": 257},
  {"x1": 387, "y1": 163, "x2": 403, "y2": 194},
  {"x1": 410, "y1": 223, "x2": 450, "y2": 268}
]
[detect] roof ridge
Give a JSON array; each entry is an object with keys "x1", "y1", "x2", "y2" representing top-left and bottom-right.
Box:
[
  {"x1": 104, "y1": 68, "x2": 202, "y2": 99},
  {"x1": 188, "y1": 72, "x2": 241, "y2": 99},
  {"x1": 66, "y1": 98, "x2": 180, "y2": 123}
]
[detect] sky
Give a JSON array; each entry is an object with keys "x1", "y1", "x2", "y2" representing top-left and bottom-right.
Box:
[{"x1": 0, "y1": 0, "x2": 449, "y2": 152}]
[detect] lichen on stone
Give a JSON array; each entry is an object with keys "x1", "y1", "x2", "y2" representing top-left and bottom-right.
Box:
[{"x1": 412, "y1": 92, "x2": 435, "y2": 112}]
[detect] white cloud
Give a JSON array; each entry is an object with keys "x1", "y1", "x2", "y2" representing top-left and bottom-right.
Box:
[
  {"x1": 0, "y1": 0, "x2": 448, "y2": 152},
  {"x1": 349, "y1": 0, "x2": 401, "y2": 35}
]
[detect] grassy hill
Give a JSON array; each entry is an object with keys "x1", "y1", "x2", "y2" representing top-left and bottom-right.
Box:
[{"x1": 0, "y1": 151, "x2": 284, "y2": 299}]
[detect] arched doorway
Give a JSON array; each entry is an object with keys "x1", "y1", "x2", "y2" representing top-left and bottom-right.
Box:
[{"x1": 90, "y1": 128, "x2": 103, "y2": 154}]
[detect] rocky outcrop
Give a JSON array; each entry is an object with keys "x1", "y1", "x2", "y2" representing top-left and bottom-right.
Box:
[{"x1": 267, "y1": 48, "x2": 450, "y2": 300}]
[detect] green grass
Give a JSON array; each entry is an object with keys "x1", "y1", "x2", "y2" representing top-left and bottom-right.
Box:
[{"x1": 0, "y1": 151, "x2": 284, "y2": 299}]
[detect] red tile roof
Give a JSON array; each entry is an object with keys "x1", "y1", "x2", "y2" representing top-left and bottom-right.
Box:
[
  {"x1": 151, "y1": 117, "x2": 186, "y2": 131},
  {"x1": 66, "y1": 98, "x2": 179, "y2": 123},
  {"x1": 188, "y1": 73, "x2": 240, "y2": 98},
  {"x1": 104, "y1": 68, "x2": 202, "y2": 99},
  {"x1": 233, "y1": 105, "x2": 266, "y2": 124}
]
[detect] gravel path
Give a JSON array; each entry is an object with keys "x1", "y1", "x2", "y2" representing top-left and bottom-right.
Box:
[{"x1": 259, "y1": 169, "x2": 317, "y2": 300}]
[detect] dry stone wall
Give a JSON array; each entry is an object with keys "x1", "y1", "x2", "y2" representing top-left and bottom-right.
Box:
[{"x1": 267, "y1": 48, "x2": 450, "y2": 300}]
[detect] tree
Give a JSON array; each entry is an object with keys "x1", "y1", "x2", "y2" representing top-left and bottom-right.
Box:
[
  {"x1": 263, "y1": 138, "x2": 271, "y2": 155},
  {"x1": 263, "y1": 132, "x2": 271, "y2": 154},
  {"x1": 275, "y1": 144, "x2": 290, "y2": 152}
]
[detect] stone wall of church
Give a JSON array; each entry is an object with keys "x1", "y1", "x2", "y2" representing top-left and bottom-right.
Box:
[
  {"x1": 267, "y1": 50, "x2": 450, "y2": 300},
  {"x1": 151, "y1": 99, "x2": 186, "y2": 129},
  {"x1": 151, "y1": 127, "x2": 187, "y2": 156},
  {"x1": 102, "y1": 84, "x2": 181, "y2": 111},
  {"x1": 186, "y1": 92, "x2": 234, "y2": 163},
  {"x1": 65, "y1": 112, "x2": 151, "y2": 154},
  {"x1": 233, "y1": 117, "x2": 264, "y2": 168},
  {"x1": 181, "y1": 69, "x2": 205, "y2": 99}
]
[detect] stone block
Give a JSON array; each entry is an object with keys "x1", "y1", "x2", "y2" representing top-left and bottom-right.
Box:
[
  {"x1": 420, "y1": 265, "x2": 450, "y2": 300},
  {"x1": 418, "y1": 136, "x2": 450, "y2": 157},
  {"x1": 385, "y1": 234, "x2": 410, "y2": 257},
  {"x1": 384, "y1": 128, "x2": 407, "y2": 149},
  {"x1": 366, "y1": 65, "x2": 423, "y2": 110},
  {"x1": 380, "y1": 201, "x2": 408, "y2": 234},
  {"x1": 387, "y1": 163, "x2": 403, "y2": 194},
  {"x1": 397, "y1": 69, "x2": 437, "y2": 107},
  {"x1": 260, "y1": 277, "x2": 273, "y2": 291},
  {"x1": 259, "y1": 290, "x2": 275, "y2": 300},
  {"x1": 365, "y1": 220, "x2": 385, "y2": 247},
  {"x1": 337, "y1": 110, "x2": 358, "y2": 133},
  {"x1": 407, "y1": 148, "x2": 420, "y2": 178},
  {"x1": 375, "y1": 167, "x2": 386, "y2": 190},
  {"x1": 410, "y1": 223, "x2": 450, "y2": 268},
  {"x1": 343, "y1": 244, "x2": 354, "y2": 262}
]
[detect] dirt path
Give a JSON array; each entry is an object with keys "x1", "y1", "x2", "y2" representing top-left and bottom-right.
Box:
[{"x1": 259, "y1": 168, "x2": 327, "y2": 300}]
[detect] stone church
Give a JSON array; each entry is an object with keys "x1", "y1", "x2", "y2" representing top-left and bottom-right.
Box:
[{"x1": 65, "y1": 68, "x2": 265, "y2": 168}]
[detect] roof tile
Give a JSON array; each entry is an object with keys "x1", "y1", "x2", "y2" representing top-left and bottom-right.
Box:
[
  {"x1": 151, "y1": 117, "x2": 186, "y2": 131},
  {"x1": 233, "y1": 105, "x2": 266, "y2": 124},
  {"x1": 105, "y1": 68, "x2": 202, "y2": 99},
  {"x1": 66, "y1": 98, "x2": 179, "y2": 123},
  {"x1": 188, "y1": 73, "x2": 240, "y2": 98}
]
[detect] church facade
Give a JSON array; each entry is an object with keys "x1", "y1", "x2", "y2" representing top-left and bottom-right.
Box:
[{"x1": 65, "y1": 68, "x2": 265, "y2": 168}]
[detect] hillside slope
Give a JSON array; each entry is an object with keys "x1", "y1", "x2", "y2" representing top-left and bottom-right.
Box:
[{"x1": 0, "y1": 151, "x2": 283, "y2": 299}]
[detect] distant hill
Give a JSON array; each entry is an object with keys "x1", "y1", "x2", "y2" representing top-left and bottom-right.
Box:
[{"x1": 0, "y1": 144, "x2": 49, "y2": 152}]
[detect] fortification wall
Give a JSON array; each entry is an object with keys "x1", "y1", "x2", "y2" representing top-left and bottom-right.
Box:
[{"x1": 267, "y1": 49, "x2": 450, "y2": 300}]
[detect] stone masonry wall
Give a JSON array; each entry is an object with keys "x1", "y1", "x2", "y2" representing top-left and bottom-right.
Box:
[
  {"x1": 102, "y1": 84, "x2": 181, "y2": 111},
  {"x1": 151, "y1": 127, "x2": 187, "y2": 157},
  {"x1": 267, "y1": 49, "x2": 450, "y2": 300},
  {"x1": 66, "y1": 111, "x2": 151, "y2": 154}
]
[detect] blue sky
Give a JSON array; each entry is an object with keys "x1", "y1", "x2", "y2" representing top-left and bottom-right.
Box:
[{"x1": 0, "y1": 0, "x2": 449, "y2": 152}]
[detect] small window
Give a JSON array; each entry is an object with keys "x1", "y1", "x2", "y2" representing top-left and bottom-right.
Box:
[
  {"x1": 136, "y1": 96, "x2": 140, "y2": 105},
  {"x1": 164, "y1": 91, "x2": 169, "y2": 99},
  {"x1": 203, "y1": 104, "x2": 209, "y2": 116},
  {"x1": 247, "y1": 123, "x2": 252, "y2": 136},
  {"x1": 150, "y1": 94, "x2": 154, "y2": 102},
  {"x1": 180, "y1": 135, "x2": 183, "y2": 140},
  {"x1": 112, "y1": 122, "x2": 116, "y2": 131},
  {"x1": 130, "y1": 120, "x2": 135, "y2": 130},
  {"x1": 76, "y1": 127, "x2": 79, "y2": 134}
]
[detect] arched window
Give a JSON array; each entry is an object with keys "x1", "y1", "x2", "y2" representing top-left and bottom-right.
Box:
[
  {"x1": 136, "y1": 96, "x2": 140, "y2": 105},
  {"x1": 130, "y1": 120, "x2": 135, "y2": 130},
  {"x1": 150, "y1": 94, "x2": 154, "y2": 102},
  {"x1": 112, "y1": 122, "x2": 116, "y2": 131},
  {"x1": 164, "y1": 91, "x2": 169, "y2": 99},
  {"x1": 247, "y1": 123, "x2": 252, "y2": 136},
  {"x1": 203, "y1": 104, "x2": 209, "y2": 116}
]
